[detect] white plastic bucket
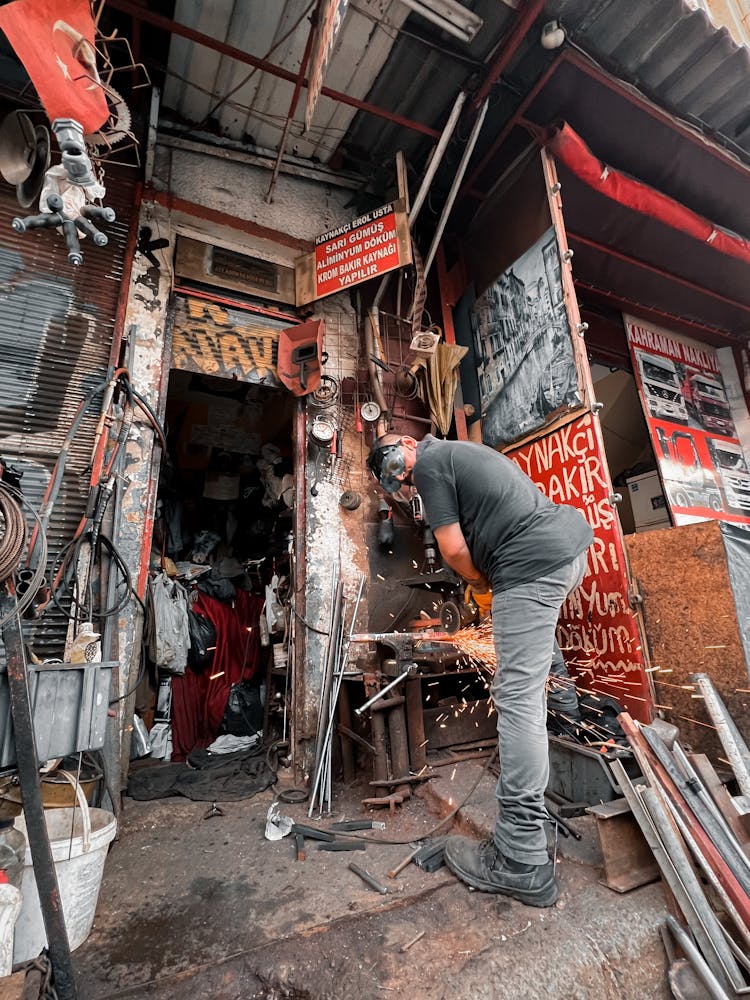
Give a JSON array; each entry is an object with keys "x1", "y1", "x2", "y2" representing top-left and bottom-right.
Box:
[{"x1": 12, "y1": 772, "x2": 117, "y2": 963}]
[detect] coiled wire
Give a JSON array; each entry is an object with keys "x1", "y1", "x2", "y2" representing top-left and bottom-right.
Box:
[
  {"x1": 0, "y1": 482, "x2": 25, "y2": 582},
  {"x1": 0, "y1": 482, "x2": 48, "y2": 630}
]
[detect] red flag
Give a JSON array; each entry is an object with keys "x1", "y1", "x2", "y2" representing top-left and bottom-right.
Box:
[{"x1": 0, "y1": 0, "x2": 109, "y2": 133}]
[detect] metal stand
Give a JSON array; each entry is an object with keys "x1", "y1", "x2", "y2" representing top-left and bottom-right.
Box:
[{"x1": 1, "y1": 595, "x2": 78, "y2": 1000}]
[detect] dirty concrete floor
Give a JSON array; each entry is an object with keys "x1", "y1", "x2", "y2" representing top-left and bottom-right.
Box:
[{"x1": 73, "y1": 761, "x2": 669, "y2": 1000}]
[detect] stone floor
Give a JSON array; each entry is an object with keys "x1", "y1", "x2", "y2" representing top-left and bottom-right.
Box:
[{"x1": 72, "y1": 759, "x2": 670, "y2": 1000}]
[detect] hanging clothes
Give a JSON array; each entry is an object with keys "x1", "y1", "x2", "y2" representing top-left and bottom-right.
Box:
[{"x1": 170, "y1": 590, "x2": 264, "y2": 761}]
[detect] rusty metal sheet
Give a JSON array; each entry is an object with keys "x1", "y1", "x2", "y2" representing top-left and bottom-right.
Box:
[
  {"x1": 0, "y1": 165, "x2": 136, "y2": 658},
  {"x1": 171, "y1": 293, "x2": 287, "y2": 385}
]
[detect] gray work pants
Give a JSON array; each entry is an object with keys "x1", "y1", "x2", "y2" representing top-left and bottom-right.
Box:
[{"x1": 490, "y1": 552, "x2": 587, "y2": 865}]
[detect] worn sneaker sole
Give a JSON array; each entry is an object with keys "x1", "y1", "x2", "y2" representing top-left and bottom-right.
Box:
[{"x1": 444, "y1": 844, "x2": 560, "y2": 907}]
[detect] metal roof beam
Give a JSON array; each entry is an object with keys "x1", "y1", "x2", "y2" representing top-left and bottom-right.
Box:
[{"x1": 107, "y1": 0, "x2": 441, "y2": 139}]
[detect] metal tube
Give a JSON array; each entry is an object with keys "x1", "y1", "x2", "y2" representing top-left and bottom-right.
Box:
[
  {"x1": 692, "y1": 673, "x2": 750, "y2": 798},
  {"x1": 1, "y1": 598, "x2": 78, "y2": 1000},
  {"x1": 349, "y1": 862, "x2": 389, "y2": 894},
  {"x1": 423, "y1": 98, "x2": 489, "y2": 280},
  {"x1": 665, "y1": 916, "x2": 733, "y2": 1000},
  {"x1": 355, "y1": 666, "x2": 413, "y2": 716},
  {"x1": 372, "y1": 90, "x2": 467, "y2": 311}
]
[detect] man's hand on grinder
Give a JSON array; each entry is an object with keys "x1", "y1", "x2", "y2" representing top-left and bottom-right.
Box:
[{"x1": 465, "y1": 577, "x2": 492, "y2": 618}]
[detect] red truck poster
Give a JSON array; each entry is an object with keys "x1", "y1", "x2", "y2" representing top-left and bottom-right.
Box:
[
  {"x1": 508, "y1": 413, "x2": 652, "y2": 723},
  {"x1": 625, "y1": 316, "x2": 750, "y2": 527}
]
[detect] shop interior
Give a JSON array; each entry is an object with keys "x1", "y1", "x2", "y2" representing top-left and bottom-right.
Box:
[{"x1": 141, "y1": 369, "x2": 295, "y2": 763}]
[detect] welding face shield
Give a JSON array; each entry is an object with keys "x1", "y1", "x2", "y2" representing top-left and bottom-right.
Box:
[{"x1": 368, "y1": 440, "x2": 406, "y2": 493}]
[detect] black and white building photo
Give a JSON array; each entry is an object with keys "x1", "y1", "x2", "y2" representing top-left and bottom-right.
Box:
[{"x1": 472, "y1": 227, "x2": 579, "y2": 447}]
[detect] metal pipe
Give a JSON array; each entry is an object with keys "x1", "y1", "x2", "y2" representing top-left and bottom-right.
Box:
[
  {"x1": 107, "y1": 0, "x2": 441, "y2": 139},
  {"x1": 372, "y1": 90, "x2": 467, "y2": 311},
  {"x1": 355, "y1": 666, "x2": 414, "y2": 716},
  {"x1": 423, "y1": 98, "x2": 489, "y2": 280},
  {"x1": 1, "y1": 597, "x2": 78, "y2": 1000},
  {"x1": 640, "y1": 786, "x2": 743, "y2": 992},
  {"x1": 665, "y1": 915, "x2": 733, "y2": 1000}
]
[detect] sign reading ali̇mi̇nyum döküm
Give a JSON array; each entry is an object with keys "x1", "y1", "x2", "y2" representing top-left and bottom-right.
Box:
[{"x1": 295, "y1": 200, "x2": 411, "y2": 306}]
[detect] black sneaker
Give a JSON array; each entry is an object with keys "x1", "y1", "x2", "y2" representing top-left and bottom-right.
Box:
[{"x1": 444, "y1": 836, "x2": 559, "y2": 907}]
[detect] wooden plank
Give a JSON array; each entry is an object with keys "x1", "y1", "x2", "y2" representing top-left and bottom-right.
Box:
[{"x1": 0, "y1": 971, "x2": 26, "y2": 1000}]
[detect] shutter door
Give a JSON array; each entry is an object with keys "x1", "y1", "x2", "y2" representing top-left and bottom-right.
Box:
[{"x1": 0, "y1": 165, "x2": 137, "y2": 658}]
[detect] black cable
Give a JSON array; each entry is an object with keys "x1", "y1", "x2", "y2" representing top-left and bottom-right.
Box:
[{"x1": 292, "y1": 604, "x2": 330, "y2": 635}]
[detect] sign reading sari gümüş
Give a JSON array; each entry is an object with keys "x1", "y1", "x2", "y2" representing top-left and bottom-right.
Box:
[
  {"x1": 625, "y1": 315, "x2": 750, "y2": 527},
  {"x1": 472, "y1": 227, "x2": 580, "y2": 448},
  {"x1": 295, "y1": 201, "x2": 411, "y2": 306}
]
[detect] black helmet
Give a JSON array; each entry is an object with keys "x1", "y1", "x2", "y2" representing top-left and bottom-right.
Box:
[{"x1": 367, "y1": 440, "x2": 405, "y2": 493}]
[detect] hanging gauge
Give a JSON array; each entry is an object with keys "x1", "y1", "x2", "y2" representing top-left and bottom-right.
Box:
[
  {"x1": 309, "y1": 415, "x2": 336, "y2": 448},
  {"x1": 360, "y1": 400, "x2": 382, "y2": 423},
  {"x1": 311, "y1": 374, "x2": 339, "y2": 407}
]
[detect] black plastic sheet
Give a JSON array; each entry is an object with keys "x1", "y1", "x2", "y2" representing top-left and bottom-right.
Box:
[{"x1": 720, "y1": 522, "x2": 750, "y2": 677}]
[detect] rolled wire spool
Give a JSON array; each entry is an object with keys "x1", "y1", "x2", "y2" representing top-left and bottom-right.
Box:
[{"x1": 0, "y1": 484, "x2": 26, "y2": 583}]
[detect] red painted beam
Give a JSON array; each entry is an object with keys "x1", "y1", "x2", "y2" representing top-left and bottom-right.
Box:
[
  {"x1": 574, "y1": 280, "x2": 741, "y2": 346},
  {"x1": 472, "y1": 0, "x2": 546, "y2": 108},
  {"x1": 107, "y1": 0, "x2": 441, "y2": 139},
  {"x1": 545, "y1": 122, "x2": 750, "y2": 269},
  {"x1": 568, "y1": 231, "x2": 750, "y2": 317}
]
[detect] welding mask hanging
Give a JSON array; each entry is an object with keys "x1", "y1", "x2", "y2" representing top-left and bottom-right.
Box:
[{"x1": 368, "y1": 441, "x2": 406, "y2": 493}]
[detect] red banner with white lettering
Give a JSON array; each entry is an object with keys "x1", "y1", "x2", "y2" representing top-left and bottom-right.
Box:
[
  {"x1": 625, "y1": 315, "x2": 750, "y2": 528},
  {"x1": 508, "y1": 413, "x2": 652, "y2": 723},
  {"x1": 0, "y1": 0, "x2": 108, "y2": 132}
]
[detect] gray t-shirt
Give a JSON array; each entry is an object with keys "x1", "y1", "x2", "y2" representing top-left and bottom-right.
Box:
[{"x1": 413, "y1": 435, "x2": 593, "y2": 592}]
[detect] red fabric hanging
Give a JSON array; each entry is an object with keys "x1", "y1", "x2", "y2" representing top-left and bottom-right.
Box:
[
  {"x1": 544, "y1": 123, "x2": 750, "y2": 267},
  {"x1": 170, "y1": 590, "x2": 265, "y2": 761}
]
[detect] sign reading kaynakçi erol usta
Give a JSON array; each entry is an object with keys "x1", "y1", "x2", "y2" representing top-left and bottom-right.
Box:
[
  {"x1": 295, "y1": 201, "x2": 411, "y2": 305},
  {"x1": 508, "y1": 413, "x2": 653, "y2": 723}
]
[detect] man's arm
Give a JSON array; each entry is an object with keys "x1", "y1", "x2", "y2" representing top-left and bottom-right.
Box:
[{"x1": 433, "y1": 523, "x2": 489, "y2": 592}]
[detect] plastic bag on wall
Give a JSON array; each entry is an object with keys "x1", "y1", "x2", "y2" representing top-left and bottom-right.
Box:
[
  {"x1": 149, "y1": 572, "x2": 190, "y2": 674},
  {"x1": 720, "y1": 522, "x2": 750, "y2": 675}
]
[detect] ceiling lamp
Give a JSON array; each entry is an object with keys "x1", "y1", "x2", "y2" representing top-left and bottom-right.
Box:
[{"x1": 397, "y1": 0, "x2": 484, "y2": 43}]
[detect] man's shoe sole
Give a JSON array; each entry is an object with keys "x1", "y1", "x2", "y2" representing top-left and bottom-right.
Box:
[{"x1": 444, "y1": 849, "x2": 559, "y2": 907}]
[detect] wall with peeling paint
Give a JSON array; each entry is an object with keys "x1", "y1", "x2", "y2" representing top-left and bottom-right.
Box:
[{"x1": 116, "y1": 138, "x2": 376, "y2": 780}]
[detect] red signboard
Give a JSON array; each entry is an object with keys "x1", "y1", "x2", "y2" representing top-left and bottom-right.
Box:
[
  {"x1": 0, "y1": 0, "x2": 109, "y2": 133},
  {"x1": 508, "y1": 413, "x2": 653, "y2": 723},
  {"x1": 625, "y1": 315, "x2": 750, "y2": 527},
  {"x1": 296, "y1": 201, "x2": 411, "y2": 305}
]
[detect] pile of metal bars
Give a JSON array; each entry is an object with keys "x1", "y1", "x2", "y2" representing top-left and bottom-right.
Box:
[
  {"x1": 613, "y1": 673, "x2": 750, "y2": 1000},
  {"x1": 308, "y1": 574, "x2": 364, "y2": 816}
]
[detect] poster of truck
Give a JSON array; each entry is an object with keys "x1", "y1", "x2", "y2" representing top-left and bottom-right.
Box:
[{"x1": 625, "y1": 316, "x2": 750, "y2": 527}]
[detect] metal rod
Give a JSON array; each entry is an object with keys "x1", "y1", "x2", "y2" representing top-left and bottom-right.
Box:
[
  {"x1": 349, "y1": 862, "x2": 389, "y2": 894},
  {"x1": 355, "y1": 666, "x2": 413, "y2": 717},
  {"x1": 692, "y1": 673, "x2": 750, "y2": 798},
  {"x1": 371, "y1": 90, "x2": 467, "y2": 311},
  {"x1": 665, "y1": 915, "x2": 733, "y2": 1000},
  {"x1": 423, "y1": 97, "x2": 489, "y2": 280},
  {"x1": 1, "y1": 597, "x2": 79, "y2": 1000}
]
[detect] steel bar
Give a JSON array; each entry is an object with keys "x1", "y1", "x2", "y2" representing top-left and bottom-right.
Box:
[
  {"x1": 665, "y1": 916, "x2": 733, "y2": 1000},
  {"x1": 371, "y1": 91, "x2": 467, "y2": 311},
  {"x1": 423, "y1": 98, "x2": 489, "y2": 280},
  {"x1": 349, "y1": 862, "x2": 389, "y2": 894},
  {"x1": 355, "y1": 667, "x2": 414, "y2": 716},
  {"x1": 1, "y1": 598, "x2": 78, "y2": 1000},
  {"x1": 641, "y1": 725, "x2": 750, "y2": 893},
  {"x1": 663, "y1": 794, "x2": 750, "y2": 955},
  {"x1": 641, "y1": 786, "x2": 744, "y2": 992},
  {"x1": 692, "y1": 673, "x2": 750, "y2": 798},
  {"x1": 620, "y1": 714, "x2": 750, "y2": 926},
  {"x1": 612, "y1": 759, "x2": 737, "y2": 993}
]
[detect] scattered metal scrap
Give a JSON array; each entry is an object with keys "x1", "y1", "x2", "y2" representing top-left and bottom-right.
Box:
[{"x1": 612, "y1": 676, "x2": 750, "y2": 996}]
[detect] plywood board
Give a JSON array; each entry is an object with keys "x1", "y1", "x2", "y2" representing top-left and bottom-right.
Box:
[{"x1": 625, "y1": 520, "x2": 750, "y2": 757}]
